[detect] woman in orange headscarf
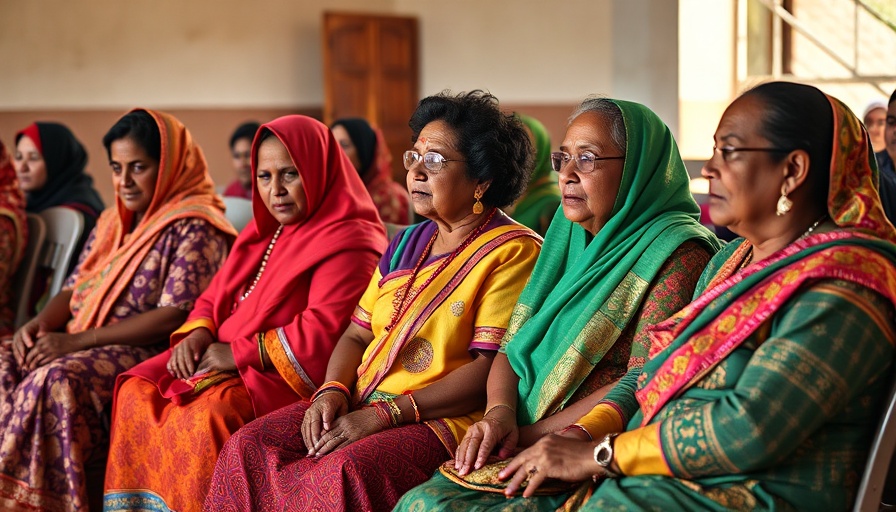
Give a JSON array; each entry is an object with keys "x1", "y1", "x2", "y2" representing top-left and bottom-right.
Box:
[
  {"x1": 0, "y1": 139, "x2": 27, "y2": 336},
  {"x1": 103, "y1": 115, "x2": 386, "y2": 512},
  {"x1": 0, "y1": 109, "x2": 236, "y2": 511}
]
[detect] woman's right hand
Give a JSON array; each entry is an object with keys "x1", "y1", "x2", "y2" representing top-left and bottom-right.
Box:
[
  {"x1": 454, "y1": 406, "x2": 519, "y2": 476},
  {"x1": 168, "y1": 327, "x2": 215, "y2": 379},
  {"x1": 11, "y1": 319, "x2": 49, "y2": 367},
  {"x1": 301, "y1": 391, "x2": 350, "y2": 453}
]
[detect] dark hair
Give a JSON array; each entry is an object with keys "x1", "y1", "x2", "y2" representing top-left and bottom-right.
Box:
[
  {"x1": 889, "y1": 88, "x2": 896, "y2": 107},
  {"x1": 408, "y1": 90, "x2": 532, "y2": 208},
  {"x1": 331, "y1": 118, "x2": 377, "y2": 175},
  {"x1": 102, "y1": 110, "x2": 161, "y2": 162},
  {"x1": 742, "y1": 81, "x2": 832, "y2": 203},
  {"x1": 230, "y1": 121, "x2": 261, "y2": 149},
  {"x1": 569, "y1": 97, "x2": 626, "y2": 153}
]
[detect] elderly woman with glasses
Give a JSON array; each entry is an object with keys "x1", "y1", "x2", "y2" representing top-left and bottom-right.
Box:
[
  {"x1": 204, "y1": 90, "x2": 542, "y2": 512},
  {"x1": 395, "y1": 97, "x2": 720, "y2": 510}
]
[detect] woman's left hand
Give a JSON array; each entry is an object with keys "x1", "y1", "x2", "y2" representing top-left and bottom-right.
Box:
[
  {"x1": 498, "y1": 434, "x2": 603, "y2": 498},
  {"x1": 22, "y1": 332, "x2": 84, "y2": 371},
  {"x1": 195, "y1": 342, "x2": 236, "y2": 374},
  {"x1": 309, "y1": 407, "x2": 386, "y2": 458}
]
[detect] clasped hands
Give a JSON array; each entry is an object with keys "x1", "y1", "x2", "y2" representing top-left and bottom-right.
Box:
[
  {"x1": 301, "y1": 391, "x2": 386, "y2": 458},
  {"x1": 8, "y1": 320, "x2": 91, "y2": 372},
  {"x1": 452, "y1": 406, "x2": 605, "y2": 498},
  {"x1": 167, "y1": 327, "x2": 236, "y2": 379}
]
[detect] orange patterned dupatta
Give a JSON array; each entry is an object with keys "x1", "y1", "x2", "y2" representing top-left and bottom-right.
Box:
[
  {"x1": 635, "y1": 94, "x2": 896, "y2": 425},
  {"x1": 67, "y1": 109, "x2": 237, "y2": 332}
]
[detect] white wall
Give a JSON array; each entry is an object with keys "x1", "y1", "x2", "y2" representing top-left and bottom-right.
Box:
[
  {"x1": 0, "y1": 0, "x2": 684, "y2": 111},
  {"x1": 0, "y1": 0, "x2": 397, "y2": 109},
  {"x1": 393, "y1": 0, "x2": 615, "y2": 103}
]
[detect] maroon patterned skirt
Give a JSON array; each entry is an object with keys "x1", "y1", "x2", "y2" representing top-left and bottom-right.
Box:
[{"x1": 204, "y1": 401, "x2": 449, "y2": 512}]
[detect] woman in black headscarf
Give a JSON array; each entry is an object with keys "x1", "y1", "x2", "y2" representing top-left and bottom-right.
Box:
[{"x1": 14, "y1": 122, "x2": 105, "y2": 265}]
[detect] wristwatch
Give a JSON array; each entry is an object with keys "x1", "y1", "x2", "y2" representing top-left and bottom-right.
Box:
[{"x1": 593, "y1": 433, "x2": 621, "y2": 478}]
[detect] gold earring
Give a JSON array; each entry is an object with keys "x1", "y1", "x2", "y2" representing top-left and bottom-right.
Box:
[
  {"x1": 473, "y1": 189, "x2": 484, "y2": 215},
  {"x1": 776, "y1": 184, "x2": 792, "y2": 216}
]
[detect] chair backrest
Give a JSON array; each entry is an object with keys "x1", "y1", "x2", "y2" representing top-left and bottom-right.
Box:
[
  {"x1": 222, "y1": 196, "x2": 253, "y2": 233},
  {"x1": 13, "y1": 214, "x2": 47, "y2": 328},
  {"x1": 853, "y1": 379, "x2": 896, "y2": 511},
  {"x1": 37, "y1": 207, "x2": 85, "y2": 298}
]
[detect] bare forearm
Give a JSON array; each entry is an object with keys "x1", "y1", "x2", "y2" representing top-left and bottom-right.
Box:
[
  {"x1": 520, "y1": 379, "x2": 617, "y2": 444},
  {"x1": 402, "y1": 352, "x2": 496, "y2": 421},
  {"x1": 82, "y1": 306, "x2": 188, "y2": 349},
  {"x1": 323, "y1": 323, "x2": 373, "y2": 389},
  {"x1": 35, "y1": 289, "x2": 75, "y2": 331},
  {"x1": 485, "y1": 352, "x2": 521, "y2": 410}
]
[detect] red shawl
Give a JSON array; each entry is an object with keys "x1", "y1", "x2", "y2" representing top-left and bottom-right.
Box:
[{"x1": 129, "y1": 115, "x2": 387, "y2": 416}]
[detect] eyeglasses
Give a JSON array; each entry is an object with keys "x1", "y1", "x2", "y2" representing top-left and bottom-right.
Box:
[
  {"x1": 550, "y1": 151, "x2": 625, "y2": 173},
  {"x1": 712, "y1": 146, "x2": 793, "y2": 163},
  {"x1": 403, "y1": 150, "x2": 466, "y2": 172}
]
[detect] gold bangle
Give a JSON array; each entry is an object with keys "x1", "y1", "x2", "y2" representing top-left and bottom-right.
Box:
[
  {"x1": 386, "y1": 398, "x2": 403, "y2": 426},
  {"x1": 257, "y1": 332, "x2": 267, "y2": 371},
  {"x1": 404, "y1": 392, "x2": 421, "y2": 423},
  {"x1": 484, "y1": 403, "x2": 515, "y2": 418}
]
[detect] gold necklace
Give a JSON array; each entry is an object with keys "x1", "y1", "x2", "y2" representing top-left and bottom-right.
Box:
[{"x1": 241, "y1": 224, "x2": 284, "y2": 302}]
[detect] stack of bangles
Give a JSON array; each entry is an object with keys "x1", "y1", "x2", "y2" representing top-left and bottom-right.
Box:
[
  {"x1": 311, "y1": 381, "x2": 352, "y2": 403},
  {"x1": 370, "y1": 391, "x2": 421, "y2": 429}
]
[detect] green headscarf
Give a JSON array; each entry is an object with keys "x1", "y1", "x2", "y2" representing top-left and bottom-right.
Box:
[
  {"x1": 507, "y1": 115, "x2": 561, "y2": 236},
  {"x1": 502, "y1": 99, "x2": 721, "y2": 425}
]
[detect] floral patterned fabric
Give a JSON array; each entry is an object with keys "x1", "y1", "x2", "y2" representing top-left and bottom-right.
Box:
[{"x1": 0, "y1": 218, "x2": 228, "y2": 511}]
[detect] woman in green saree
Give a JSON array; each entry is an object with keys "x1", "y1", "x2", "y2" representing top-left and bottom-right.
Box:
[
  {"x1": 504, "y1": 114, "x2": 561, "y2": 236},
  {"x1": 484, "y1": 82, "x2": 896, "y2": 512},
  {"x1": 395, "y1": 98, "x2": 720, "y2": 510}
]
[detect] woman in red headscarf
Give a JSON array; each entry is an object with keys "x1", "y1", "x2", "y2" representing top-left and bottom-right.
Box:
[
  {"x1": 103, "y1": 115, "x2": 387, "y2": 512},
  {"x1": 0, "y1": 109, "x2": 236, "y2": 511},
  {"x1": 0, "y1": 139, "x2": 27, "y2": 336}
]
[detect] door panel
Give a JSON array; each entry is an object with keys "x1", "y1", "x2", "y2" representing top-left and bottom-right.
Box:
[{"x1": 323, "y1": 12, "x2": 419, "y2": 182}]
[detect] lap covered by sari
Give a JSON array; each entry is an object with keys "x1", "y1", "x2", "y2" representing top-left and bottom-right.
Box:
[
  {"x1": 104, "y1": 115, "x2": 386, "y2": 512},
  {"x1": 205, "y1": 212, "x2": 541, "y2": 512},
  {"x1": 0, "y1": 108, "x2": 235, "y2": 512},
  {"x1": 565, "y1": 95, "x2": 896, "y2": 512},
  {"x1": 396, "y1": 99, "x2": 721, "y2": 511}
]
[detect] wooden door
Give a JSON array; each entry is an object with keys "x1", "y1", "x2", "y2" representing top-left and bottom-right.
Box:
[{"x1": 323, "y1": 12, "x2": 419, "y2": 183}]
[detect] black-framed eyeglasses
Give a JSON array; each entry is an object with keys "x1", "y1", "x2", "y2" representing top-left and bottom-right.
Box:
[
  {"x1": 403, "y1": 150, "x2": 466, "y2": 173},
  {"x1": 550, "y1": 151, "x2": 625, "y2": 174},
  {"x1": 712, "y1": 146, "x2": 794, "y2": 163}
]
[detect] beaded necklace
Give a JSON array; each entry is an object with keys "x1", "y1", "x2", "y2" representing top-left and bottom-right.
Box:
[
  {"x1": 240, "y1": 224, "x2": 284, "y2": 303},
  {"x1": 385, "y1": 208, "x2": 497, "y2": 332}
]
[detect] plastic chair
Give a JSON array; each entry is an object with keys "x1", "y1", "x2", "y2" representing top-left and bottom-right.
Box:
[
  {"x1": 12, "y1": 214, "x2": 47, "y2": 328},
  {"x1": 853, "y1": 379, "x2": 896, "y2": 511},
  {"x1": 38, "y1": 207, "x2": 85, "y2": 298},
  {"x1": 222, "y1": 196, "x2": 253, "y2": 232}
]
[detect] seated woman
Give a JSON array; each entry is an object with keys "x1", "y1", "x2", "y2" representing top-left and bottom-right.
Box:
[
  {"x1": 0, "y1": 109, "x2": 236, "y2": 511},
  {"x1": 204, "y1": 90, "x2": 542, "y2": 512},
  {"x1": 222, "y1": 121, "x2": 260, "y2": 200},
  {"x1": 331, "y1": 117, "x2": 411, "y2": 224},
  {"x1": 0, "y1": 139, "x2": 27, "y2": 336},
  {"x1": 503, "y1": 114, "x2": 561, "y2": 236},
  {"x1": 470, "y1": 82, "x2": 896, "y2": 511},
  {"x1": 396, "y1": 98, "x2": 720, "y2": 510},
  {"x1": 103, "y1": 115, "x2": 387, "y2": 512},
  {"x1": 13, "y1": 122, "x2": 104, "y2": 270}
]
